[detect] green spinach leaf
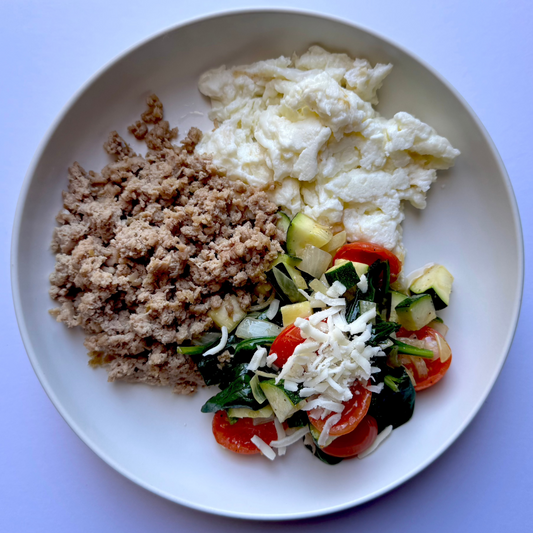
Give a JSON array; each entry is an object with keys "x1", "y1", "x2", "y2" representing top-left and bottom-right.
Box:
[
  {"x1": 368, "y1": 365, "x2": 415, "y2": 432},
  {"x1": 192, "y1": 335, "x2": 275, "y2": 388},
  {"x1": 368, "y1": 319, "x2": 401, "y2": 347},
  {"x1": 366, "y1": 260, "x2": 390, "y2": 307},
  {"x1": 200, "y1": 364, "x2": 262, "y2": 413}
]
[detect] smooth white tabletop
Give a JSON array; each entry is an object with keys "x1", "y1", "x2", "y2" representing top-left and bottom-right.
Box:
[{"x1": 2, "y1": 1, "x2": 532, "y2": 531}]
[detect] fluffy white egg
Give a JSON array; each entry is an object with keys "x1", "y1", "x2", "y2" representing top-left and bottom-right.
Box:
[{"x1": 197, "y1": 46, "x2": 460, "y2": 260}]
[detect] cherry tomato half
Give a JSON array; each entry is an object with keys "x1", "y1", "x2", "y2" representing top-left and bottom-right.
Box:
[
  {"x1": 308, "y1": 381, "x2": 372, "y2": 437},
  {"x1": 322, "y1": 415, "x2": 378, "y2": 458},
  {"x1": 333, "y1": 242, "x2": 402, "y2": 282},
  {"x1": 398, "y1": 326, "x2": 452, "y2": 392},
  {"x1": 269, "y1": 323, "x2": 305, "y2": 368},
  {"x1": 212, "y1": 411, "x2": 278, "y2": 455}
]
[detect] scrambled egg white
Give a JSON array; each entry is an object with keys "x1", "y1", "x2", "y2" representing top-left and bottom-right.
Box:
[{"x1": 197, "y1": 46, "x2": 460, "y2": 259}]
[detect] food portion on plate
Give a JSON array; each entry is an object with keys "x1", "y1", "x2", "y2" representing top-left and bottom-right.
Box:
[
  {"x1": 198, "y1": 221, "x2": 454, "y2": 463},
  {"x1": 197, "y1": 45, "x2": 460, "y2": 260},
  {"x1": 49, "y1": 95, "x2": 284, "y2": 393},
  {"x1": 49, "y1": 46, "x2": 458, "y2": 463}
]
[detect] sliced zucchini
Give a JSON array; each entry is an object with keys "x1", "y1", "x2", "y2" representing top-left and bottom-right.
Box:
[
  {"x1": 325, "y1": 261, "x2": 360, "y2": 290},
  {"x1": 228, "y1": 405, "x2": 274, "y2": 419},
  {"x1": 334, "y1": 258, "x2": 369, "y2": 278},
  {"x1": 208, "y1": 294, "x2": 247, "y2": 331},
  {"x1": 286, "y1": 213, "x2": 333, "y2": 258},
  {"x1": 281, "y1": 301, "x2": 312, "y2": 327},
  {"x1": 266, "y1": 267, "x2": 307, "y2": 304},
  {"x1": 395, "y1": 294, "x2": 436, "y2": 331},
  {"x1": 276, "y1": 212, "x2": 291, "y2": 237},
  {"x1": 309, "y1": 424, "x2": 336, "y2": 447},
  {"x1": 321, "y1": 230, "x2": 347, "y2": 254},
  {"x1": 389, "y1": 291, "x2": 409, "y2": 323},
  {"x1": 409, "y1": 264, "x2": 454, "y2": 310},
  {"x1": 277, "y1": 262, "x2": 307, "y2": 290},
  {"x1": 271, "y1": 253, "x2": 302, "y2": 269},
  {"x1": 259, "y1": 380, "x2": 305, "y2": 422}
]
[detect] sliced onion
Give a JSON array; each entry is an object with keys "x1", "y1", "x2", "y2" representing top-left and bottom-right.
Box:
[
  {"x1": 404, "y1": 366, "x2": 416, "y2": 386},
  {"x1": 405, "y1": 263, "x2": 436, "y2": 288},
  {"x1": 409, "y1": 355, "x2": 428, "y2": 379},
  {"x1": 249, "y1": 292, "x2": 276, "y2": 312},
  {"x1": 436, "y1": 333, "x2": 452, "y2": 362},
  {"x1": 430, "y1": 320, "x2": 449, "y2": 338},
  {"x1": 321, "y1": 230, "x2": 347, "y2": 254},
  {"x1": 298, "y1": 245, "x2": 332, "y2": 278},
  {"x1": 235, "y1": 318, "x2": 283, "y2": 339}
]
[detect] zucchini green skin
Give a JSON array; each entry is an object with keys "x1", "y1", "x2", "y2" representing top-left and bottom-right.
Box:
[
  {"x1": 266, "y1": 267, "x2": 306, "y2": 304},
  {"x1": 286, "y1": 212, "x2": 332, "y2": 258},
  {"x1": 395, "y1": 293, "x2": 436, "y2": 331},
  {"x1": 325, "y1": 261, "x2": 360, "y2": 289},
  {"x1": 409, "y1": 265, "x2": 453, "y2": 310},
  {"x1": 259, "y1": 379, "x2": 303, "y2": 422},
  {"x1": 276, "y1": 212, "x2": 291, "y2": 236},
  {"x1": 389, "y1": 290, "x2": 408, "y2": 322},
  {"x1": 271, "y1": 253, "x2": 302, "y2": 269}
]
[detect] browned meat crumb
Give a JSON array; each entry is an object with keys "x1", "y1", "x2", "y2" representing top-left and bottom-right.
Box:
[
  {"x1": 103, "y1": 131, "x2": 135, "y2": 159},
  {"x1": 49, "y1": 95, "x2": 283, "y2": 394},
  {"x1": 128, "y1": 120, "x2": 148, "y2": 140},
  {"x1": 141, "y1": 94, "x2": 164, "y2": 124},
  {"x1": 181, "y1": 127, "x2": 202, "y2": 154}
]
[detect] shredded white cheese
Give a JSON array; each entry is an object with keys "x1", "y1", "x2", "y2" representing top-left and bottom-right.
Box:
[
  {"x1": 266, "y1": 353, "x2": 278, "y2": 367},
  {"x1": 274, "y1": 418, "x2": 287, "y2": 456},
  {"x1": 327, "y1": 281, "x2": 347, "y2": 298},
  {"x1": 203, "y1": 326, "x2": 228, "y2": 356},
  {"x1": 318, "y1": 413, "x2": 341, "y2": 447},
  {"x1": 247, "y1": 346, "x2": 267, "y2": 372},
  {"x1": 357, "y1": 274, "x2": 368, "y2": 293},
  {"x1": 270, "y1": 426, "x2": 310, "y2": 448},
  {"x1": 251, "y1": 436, "x2": 276, "y2": 460}
]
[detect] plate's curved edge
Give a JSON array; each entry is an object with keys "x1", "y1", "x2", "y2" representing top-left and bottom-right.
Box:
[{"x1": 10, "y1": 7, "x2": 525, "y2": 521}]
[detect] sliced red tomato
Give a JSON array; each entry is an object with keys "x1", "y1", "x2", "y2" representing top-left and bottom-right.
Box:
[
  {"x1": 398, "y1": 326, "x2": 452, "y2": 392},
  {"x1": 333, "y1": 242, "x2": 402, "y2": 282},
  {"x1": 212, "y1": 411, "x2": 278, "y2": 455},
  {"x1": 322, "y1": 415, "x2": 378, "y2": 458},
  {"x1": 269, "y1": 323, "x2": 305, "y2": 367},
  {"x1": 308, "y1": 381, "x2": 372, "y2": 437}
]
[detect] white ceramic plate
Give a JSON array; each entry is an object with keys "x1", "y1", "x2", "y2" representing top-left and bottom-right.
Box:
[{"x1": 12, "y1": 9, "x2": 523, "y2": 520}]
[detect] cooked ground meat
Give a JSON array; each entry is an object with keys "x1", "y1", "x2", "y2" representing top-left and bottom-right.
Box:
[{"x1": 49, "y1": 94, "x2": 283, "y2": 394}]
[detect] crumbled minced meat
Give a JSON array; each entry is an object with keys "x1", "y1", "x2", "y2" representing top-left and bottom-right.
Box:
[{"x1": 49, "y1": 94, "x2": 283, "y2": 394}]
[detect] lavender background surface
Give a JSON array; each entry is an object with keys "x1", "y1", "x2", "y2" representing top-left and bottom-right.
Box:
[{"x1": 2, "y1": 1, "x2": 532, "y2": 531}]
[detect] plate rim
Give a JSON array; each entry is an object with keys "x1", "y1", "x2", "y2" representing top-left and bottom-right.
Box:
[{"x1": 10, "y1": 6, "x2": 525, "y2": 521}]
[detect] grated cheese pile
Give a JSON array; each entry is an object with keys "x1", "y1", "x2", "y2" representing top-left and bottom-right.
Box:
[{"x1": 251, "y1": 278, "x2": 393, "y2": 457}]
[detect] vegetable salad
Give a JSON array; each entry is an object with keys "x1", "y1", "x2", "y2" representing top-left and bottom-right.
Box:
[{"x1": 184, "y1": 213, "x2": 453, "y2": 463}]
